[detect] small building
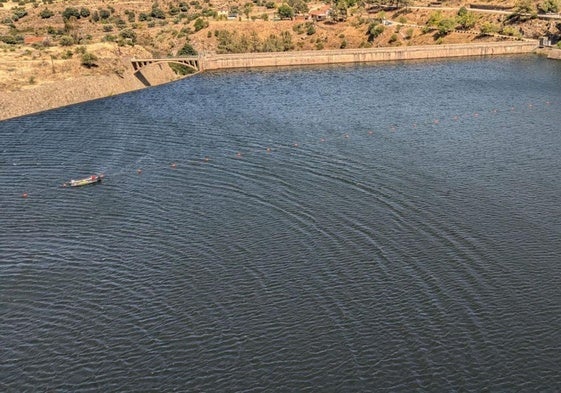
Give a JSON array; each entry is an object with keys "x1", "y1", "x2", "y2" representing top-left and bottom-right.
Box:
[
  {"x1": 539, "y1": 36, "x2": 551, "y2": 48},
  {"x1": 309, "y1": 6, "x2": 331, "y2": 22}
]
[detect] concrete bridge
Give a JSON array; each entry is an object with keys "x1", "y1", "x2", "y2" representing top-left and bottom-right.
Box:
[{"x1": 131, "y1": 56, "x2": 200, "y2": 73}]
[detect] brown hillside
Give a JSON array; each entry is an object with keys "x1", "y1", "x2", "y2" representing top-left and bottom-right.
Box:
[{"x1": 0, "y1": 0, "x2": 559, "y2": 93}]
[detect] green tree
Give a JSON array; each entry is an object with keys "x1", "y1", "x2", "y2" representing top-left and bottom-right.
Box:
[
  {"x1": 243, "y1": 2, "x2": 253, "y2": 19},
  {"x1": 178, "y1": 42, "x2": 198, "y2": 55},
  {"x1": 510, "y1": 0, "x2": 537, "y2": 20},
  {"x1": 437, "y1": 18, "x2": 456, "y2": 35},
  {"x1": 367, "y1": 22, "x2": 385, "y2": 41},
  {"x1": 277, "y1": 3, "x2": 294, "y2": 19},
  {"x1": 479, "y1": 21, "x2": 499, "y2": 35},
  {"x1": 288, "y1": 0, "x2": 308, "y2": 14},
  {"x1": 456, "y1": 8, "x2": 477, "y2": 29},
  {"x1": 193, "y1": 17, "x2": 208, "y2": 31},
  {"x1": 538, "y1": 0, "x2": 559, "y2": 13}
]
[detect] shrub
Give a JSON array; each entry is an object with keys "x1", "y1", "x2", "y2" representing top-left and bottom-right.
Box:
[
  {"x1": 60, "y1": 49, "x2": 73, "y2": 58},
  {"x1": 80, "y1": 7, "x2": 90, "y2": 18},
  {"x1": 405, "y1": 27, "x2": 414, "y2": 39},
  {"x1": 13, "y1": 7, "x2": 28, "y2": 20},
  {"x1": 0, "y1": 35, "x2": 20, "y2": 44},
  {"x1": 120, "y1": 29, "x2": 136, "y2": 43},
  {"x1": 102, "y1": 34, "x2": 116, "y2": 42},
  {"x1": 59, "y1": 35, "x2": 74, "y2": 46},
  {"x1": 40, "y1": 8, "x2": 54, "y2": 18},
  {"x1": 62, "y1": 7, "x2": 80, "y2": 20},
  {"x1": 99, "y1": 9, "x2": 111, "y2": 19},
  {"x1": 151, "y1": 7, "x2": 166, "y2": 19},
  {"x1": 193, "y1": 17, "x2": 208, "y2": 31},
  {"x1": 81, "y1": 51, "x2": 98, "y2": 68},
  {"x1": 306, "y1": 23, "x2": 316, "y2": 35}
]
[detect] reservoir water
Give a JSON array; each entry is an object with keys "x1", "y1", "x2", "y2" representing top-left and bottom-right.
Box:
[{"x1": 2, "y1": 55, "x2": 561, "y2": 391}]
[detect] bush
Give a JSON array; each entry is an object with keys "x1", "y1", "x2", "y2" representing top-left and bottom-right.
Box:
[
  {"x1": 59, "y1": 35, "x2": 74, "y2": 46},
  {"x1": 13, "y1": 7, "x2": 28, "y2": 20},
  {"x1": 306, "y1": 23, "x2": 316, "y2": 35},
  {"x1": 40, "y1": 8, "x2": 54, "y2": 18},
  {"x1": 99, "y1": 9, "x2": 111, "y2": 19},
  {"x1": 81, "y1": 52, "x2": 98, "y2": 68},
  {"x1": 80, "y1": 7, "x2": 90, "y2": 18},
  {"x1": 102, "y1": 34, "x2": 116, "y2": 42},
  {"x1": 62, "y1": 7, "x2": 80, "y2": 20},
  {"x1": 151, "y1": 7, "x2": 166, "y2": 19},
  {"x1": 120, "y1": 29, "x2": 136, "y2": 43},
  {"x1": 0, "y1": 35, "x2": 20, "y2": 44},
  {"x1": 193, "y1": 17, "x2": 208, "y2": 31}
]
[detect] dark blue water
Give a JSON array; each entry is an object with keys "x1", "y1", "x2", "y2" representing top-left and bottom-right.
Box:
[{"x1": 2, "y1": 55, "x2": 561, "y2": 391}]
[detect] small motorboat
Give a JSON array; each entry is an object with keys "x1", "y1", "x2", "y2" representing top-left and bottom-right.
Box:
[{"x1": 64, "y1": 174, "x2": 104, "y2": 187}]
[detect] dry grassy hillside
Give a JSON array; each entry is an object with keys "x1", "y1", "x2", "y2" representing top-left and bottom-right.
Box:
[{"x1": 0, "y1": 0, "x2": 559, "y2": 92}]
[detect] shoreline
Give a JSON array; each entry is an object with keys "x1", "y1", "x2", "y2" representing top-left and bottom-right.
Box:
[{"x1": 0, "y1": 42, "x2": 539, "y2": 122}]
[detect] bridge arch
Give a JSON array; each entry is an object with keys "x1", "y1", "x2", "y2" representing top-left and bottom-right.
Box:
[{"x1": 131, "y1": 57, "x2": 201, "y2": 74}]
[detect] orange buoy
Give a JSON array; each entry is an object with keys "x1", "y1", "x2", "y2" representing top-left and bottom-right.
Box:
[{"x1": 22, "y1": 192, "x2": 28, "y2": 198}]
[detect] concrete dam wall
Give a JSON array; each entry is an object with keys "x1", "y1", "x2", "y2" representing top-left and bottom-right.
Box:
[{"x1": 200, "y1": 41, "x2": 538, "y2": 71}]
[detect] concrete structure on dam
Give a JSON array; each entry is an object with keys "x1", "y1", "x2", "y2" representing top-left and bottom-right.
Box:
[{"x1": 198, "y1": 41, "x2": 538, "y2": 71}]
